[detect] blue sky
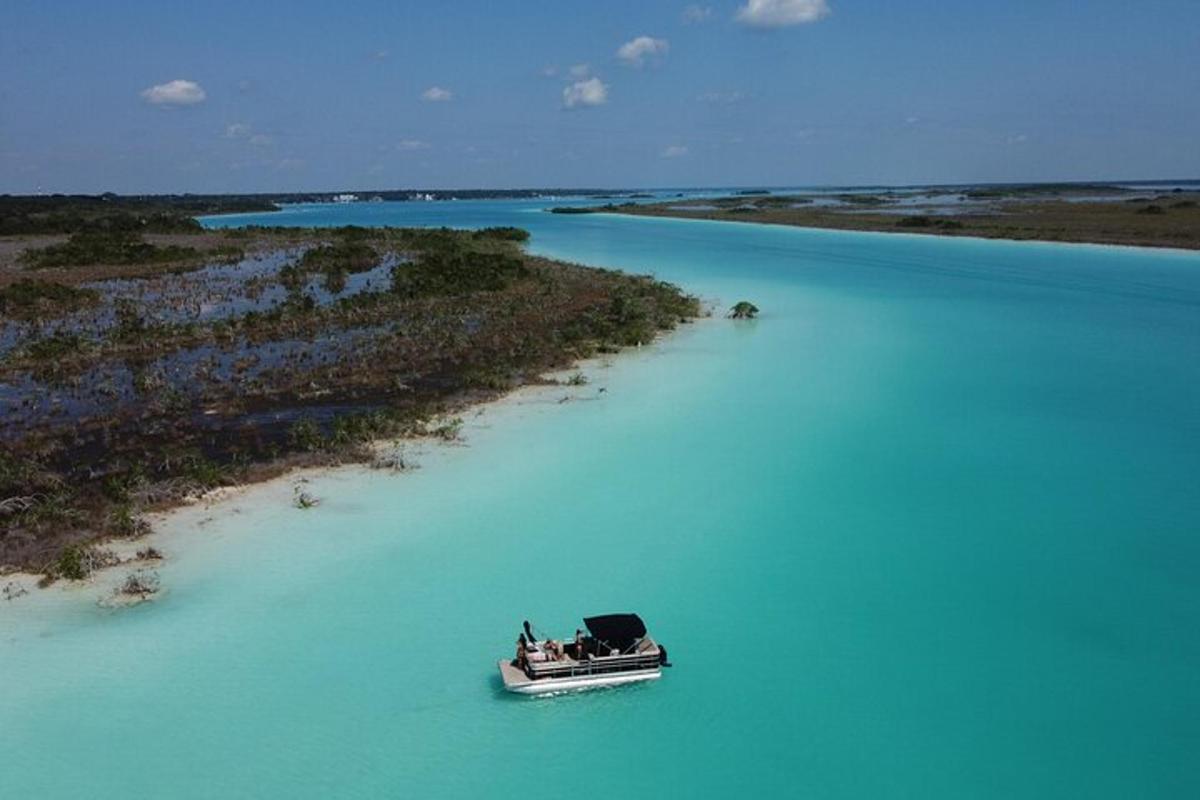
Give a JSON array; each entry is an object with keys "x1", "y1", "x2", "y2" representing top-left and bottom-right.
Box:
[{"x1": 2, "y1": 0, "x2": 1198, "y2": 193}]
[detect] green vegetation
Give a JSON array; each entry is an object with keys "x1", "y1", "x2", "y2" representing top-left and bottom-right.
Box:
[
  {"x1": 0, "y1": 280, "x2": 99, "y2": 318},
  {"x1": 837, "y1": 194, "x2": 889, "y2": 206},
  {"x1": 963, "y1": 183, "x2": 1127, "y2": 199},
  {"x1": 610, "y1": 187, "x2": 1200, "y2": 250},
  {"x1": 896, "y1": 216, "x2": 965, "y2": 229},
  {"x1": 0, "y1": 194, "x2": 275, "y2": 236},
  {"x1": 473, "y1": 226, "x2": 531, "y2": 242},
  {"x1": 1, "y1": 218, "x2": 701, "y2": 575},
  {"x1": 429, "y1": 417, "x2": 464, "y2": 441},
  {"x1": 728, "y1": 301, "x2": 759, "y2": 319},
  {"x1": 391, "y1": 235, "x2": 528, "y2": 298},
  {"x1": 293, "y1": 240, "x2": 380, "y2": 294},
  {"x1": 53, "y1": 545, "x2": 89, "y2": 581},
  {"x1": 299, "y1": 241, "x2": 379, "y2": 274},
  {"x1": 288, "y1": 417, "x2": 327, "y2": 452},
  {"x1": 23, "y1": 332, "x2": 91, "y2": 361},
  {"x1": 575, "y1": 279, "x2": 700, "y2": 347},
  {"x1": 22, "y1": 231, "x2": 199, "y2": 269}
]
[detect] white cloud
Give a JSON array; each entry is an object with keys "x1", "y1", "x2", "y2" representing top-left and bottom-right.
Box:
[
  {"x1": 373, "y1": 49, "x2": 390, "y2": 60},
  {"x1": 563, "y1": 77, "x2": 608, "y2": 109},
  {"x1": 223, "y1": 123, "x2": 272, "y2": 146},
  {"x1": 421, "y1": 86, "x2": 453, "y2": 102},
  {"x1": 682, "y1": 5, "x2": 713, "y2": 24},
  {"x1": 141, "y1": 79, "x2": 206, "y2": 106},
  {"x1": 662, "y1": 144, "x2": 689, "y2": 158},
  {"x1": 568, "y1": 63, "x2": 592, "y2": 79},
  {"x1": 396, "y1": 139, "x2": 430, "y2": 151},
  {"x1": 541, "y1": 65, "x2": 560, "y2": 78},
  {"x1": 1007, "y1": 133, "x2": 1030, "y2": 144},
  {"x1": 617, "y1": 36, "x2": 669, "y2": 68},
  {"x1": 736, "y1": 0, "x2": 830, "y2": 28}
]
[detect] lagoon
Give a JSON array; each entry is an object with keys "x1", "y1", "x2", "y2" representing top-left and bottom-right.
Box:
[{"x1": 5, "y1": 200, "x2": 1199, "y2": 797}]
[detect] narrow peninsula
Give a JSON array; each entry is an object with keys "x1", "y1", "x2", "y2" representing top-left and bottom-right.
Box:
[
  {"x1": 0, "y1": 197, "x2": 700, "y2": 581},
  {"x1": 555, "y1": 184, "x2": 1200, "y2": 251}
]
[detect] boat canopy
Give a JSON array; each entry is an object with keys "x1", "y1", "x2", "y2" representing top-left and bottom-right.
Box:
[{"x1": 584, "y1": 614, "x2": 647, "y2": 651}]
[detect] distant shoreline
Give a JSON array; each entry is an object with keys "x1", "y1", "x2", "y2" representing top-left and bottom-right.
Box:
[{"x1": 555, "y1": 188, "x2": 1200, "y2": 252}]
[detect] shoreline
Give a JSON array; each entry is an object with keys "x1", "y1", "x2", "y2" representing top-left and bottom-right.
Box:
[
  {"x1": 586, "y1": 209, "x2": 1200, "y2": 257},
  {"x1": 0, "y1": 320, "x2": 710, "y2": 620},
  {"x1": 1, "y1": 225, "x2": 702, "y2": 571}
]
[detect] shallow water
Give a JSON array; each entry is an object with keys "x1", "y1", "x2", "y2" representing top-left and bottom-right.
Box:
[{"x1": 5, "y1": 201, "x2": 1199, "y2": 798}]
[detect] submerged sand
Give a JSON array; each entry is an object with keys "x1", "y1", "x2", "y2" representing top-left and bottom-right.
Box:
[{"x1": 0, "y1": 347, "x2": 667, "y2": 623}]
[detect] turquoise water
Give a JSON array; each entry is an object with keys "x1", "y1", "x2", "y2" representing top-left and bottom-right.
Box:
[{"x1": 5, "y1": 201, "x2": 1199, "y2": 797}]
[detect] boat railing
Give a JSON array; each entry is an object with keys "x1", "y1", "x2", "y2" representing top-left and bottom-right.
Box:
[{"x1": 525, "y1": 644, "x2": 660, "y2": 680}]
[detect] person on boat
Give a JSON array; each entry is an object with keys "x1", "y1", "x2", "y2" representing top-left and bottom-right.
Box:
[
  {"x1": 514, "y1": 634, "x2": 528, "y2": 669},
  {"x1": 574, "y1": 629, "x2": 586, "y2": 659},
  {"x1": 544, "y1": 639, "x2": 563, "y2": 661}
]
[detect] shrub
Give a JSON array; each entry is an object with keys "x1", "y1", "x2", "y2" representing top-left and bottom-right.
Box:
[
  {"x1": 288, "y1": 417, "x2": 326, "y2": 451},
  {"x1": 107, "y1": 503, "x2": 149, "y2": 538},
  {"x1": 118, "y1": 570, "x2": 160, "y2": 597},
  {"x1": 0, "y1": 280, "x2": 99, "y2": 318},
  {"x1": 429, "y1": 417, "x2": 463, "y2": 441},
  {"x1": 391, "y1": 243, "x2": 528, "y2": 298},
  {"x1": 54, "y1": 545, "x2": 88, "y2": 580},
  {"x1": 49, "y1": 545, "x2": 117, "y2": 581},
  {"x1": 24, "y1": 332, "x2": 89, "y2": 361},
  {"x1": 473, "y1": 227, "x2": 530, "y2": 242},
  {"x1": 178, "y1": 454, "x2": 230, "y2": 490},
  {"x1": 294, "y1": 490, "x2": 319, "y2": 509},
  {"x1": 728, "y1": 301, "x2": 759, "y2": 319},
  {"x1": 300, "y1": 241, "x2": 379, "y2": 274},
  {"x1": 22, "y1": 231, "x2": 199, "y2": 269}
]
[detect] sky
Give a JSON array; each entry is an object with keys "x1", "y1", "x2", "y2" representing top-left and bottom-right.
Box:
[{"x1": 2, "y1": 0, "x2": 1198, "y2": 194}]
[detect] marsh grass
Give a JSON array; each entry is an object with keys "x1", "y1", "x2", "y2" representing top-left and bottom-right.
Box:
[
  {"x1": 1, "y1": 224, "x2": 701, "y2": 574},
  {"x1": 0, "y1": 280, "x2": 100, "y2": 319},
  {"x1": 22, "y1": 231, "x2": 200, "y2": 269}
]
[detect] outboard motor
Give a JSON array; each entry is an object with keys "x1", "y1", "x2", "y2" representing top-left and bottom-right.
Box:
[{"x1": 659, "y1": 645, "x2": 671, "y2": 667}]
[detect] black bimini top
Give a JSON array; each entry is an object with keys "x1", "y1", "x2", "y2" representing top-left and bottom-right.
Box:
[{"x1": 584, "y1": 613, "x2": 647, "y2": 652}]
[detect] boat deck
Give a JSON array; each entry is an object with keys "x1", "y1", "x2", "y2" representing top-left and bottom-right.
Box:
[{"x1": 497, "y1": 659, "x2": 535, "y2": 689}]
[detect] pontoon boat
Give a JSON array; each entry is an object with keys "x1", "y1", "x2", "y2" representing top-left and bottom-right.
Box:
[{"x1": 497, "y1": 613, "x2": 670, "y2": 695}]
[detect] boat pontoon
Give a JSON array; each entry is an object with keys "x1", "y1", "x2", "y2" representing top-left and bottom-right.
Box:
[{"x1": 497, "y1": 613, "x2": 670, "y2": 695}]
